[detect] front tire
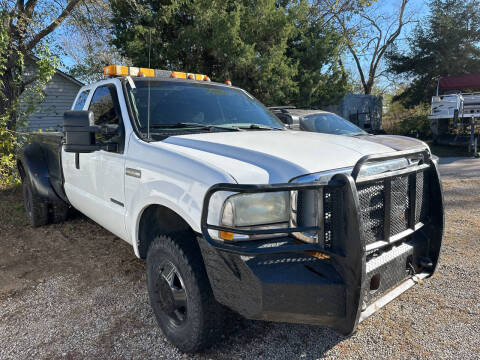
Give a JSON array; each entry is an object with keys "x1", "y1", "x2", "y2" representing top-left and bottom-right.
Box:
[
  {"x1": 146, "y1": 235, "x2": 225, "y2": 353},
  {"x1": 22, "y1": 179, "x2": 48, "y2": 227}
]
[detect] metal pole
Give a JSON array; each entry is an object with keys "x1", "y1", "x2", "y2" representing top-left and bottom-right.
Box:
[
  {"x1": 474, "y1": 117, "x2": 479, "y2": 158},
  {"x1": 470, "y1": 117, "x2": 475, "y2": 155},
  {"x1": 147, "y1": 28, "x2": 152, "y2": 141},
  {"x1": 475, "y1": 136, "x2": 478, "y2": 158}
]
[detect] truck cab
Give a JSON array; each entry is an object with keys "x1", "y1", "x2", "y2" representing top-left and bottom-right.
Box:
[{"x1": 17, "y1": 65, "x2": 444, "y2": 353}]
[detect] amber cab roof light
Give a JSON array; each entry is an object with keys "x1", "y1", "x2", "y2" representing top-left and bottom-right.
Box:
[{"x1": 104, "y1": 65, "x2": 211, "y2": 82}]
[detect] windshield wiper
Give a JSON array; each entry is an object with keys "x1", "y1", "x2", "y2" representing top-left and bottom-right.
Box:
[
  {"x1": 149, "y1": 123, "x2": 240, "y2": 131},
  {"x1": 235, "y1": 124, "x2": 283, "y2": 130}
]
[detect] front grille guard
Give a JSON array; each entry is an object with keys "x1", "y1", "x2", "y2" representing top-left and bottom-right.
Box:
[
  {"x1": 201, "y1": 148, "x2": 433, "y2": 257},
  {"x1": 353, "y1": 148, "x2": 432, "y2": 253},
  {"x1": 200, "y1": 148, "x2": 443, "y2": 335}
]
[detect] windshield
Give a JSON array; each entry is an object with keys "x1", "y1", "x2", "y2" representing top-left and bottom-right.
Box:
[
  {"x1": 300, "y1": 113, "x2": 366, "y2": 136},
  {"x1": 127, "y1": 80, "x2": 284, "y2": 134}
]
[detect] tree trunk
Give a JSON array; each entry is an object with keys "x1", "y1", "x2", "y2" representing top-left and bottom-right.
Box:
[
  {"x1": 364, "y1": 78, "x2": 374, "y2": 95},
  {"x1": 1, "y1": 55, "x2": 22, "y2": 131}
]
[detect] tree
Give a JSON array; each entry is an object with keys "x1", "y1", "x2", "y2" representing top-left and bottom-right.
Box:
[
  {"x1": 319, "y1": 0, "x2": 412, "y2": 95},
  {"x1": 287, "y1": 2, "x2": 348, "y2": 107},
  {"x1": 110, "y1": 0, "x2": 348, "y2": 106},
  {"x1": 1, "y1": 0, "x2": 83, "y2": 183},
  {"x1": 60, "y1": 0, "x2": 129, "y2": 83},
  {"x1": 387, "y1": 0, "x2": 480, "y2": 107},
  {"x1": 1, "y1": 0, "x2": 84, "y2": 129}
]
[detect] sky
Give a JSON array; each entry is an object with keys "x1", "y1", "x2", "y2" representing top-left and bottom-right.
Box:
[
  {"x1": 53, "y1": 0, "x2": 432, "y2": 91},
  {"x1": 342, "y1": 0, "x2": 431, "y2": 92}
]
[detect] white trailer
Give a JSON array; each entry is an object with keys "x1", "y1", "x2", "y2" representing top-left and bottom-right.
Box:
[{"x1": 428, "y1": 75, "x2": 480, "y2": 155}]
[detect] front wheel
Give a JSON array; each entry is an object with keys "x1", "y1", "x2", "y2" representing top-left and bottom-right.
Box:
[{"x1": 146, "y1": 235, "x2": 226, "y2": 353}]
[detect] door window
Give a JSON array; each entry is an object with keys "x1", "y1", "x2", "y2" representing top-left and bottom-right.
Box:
[
  {"x1": 73, "y1": 90, "x2": 90, "y2": 110},
  {"x1": 88, "y1": 85, "x2": 125, "y2": 152}
]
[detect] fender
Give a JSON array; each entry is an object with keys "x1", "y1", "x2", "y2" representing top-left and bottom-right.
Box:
[
  {"x1": 124, "y1": 135, "x2": 238, "y2": 257},
  {"x1": 127, "y1": 179, "x2": 232, "y2": 258},
  {"x1": 18, "y1": 142, "x2": 62, "y2": 203}
]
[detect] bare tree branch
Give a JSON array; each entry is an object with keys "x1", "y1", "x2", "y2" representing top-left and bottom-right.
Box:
[
  {"x1": 371, "y1": 0, "x2": 408, "y2": 83},
  {"x1": 26, "y1": 0, "x2": 83, "y2": 50},
  {"x1": 24, "y1": 0, "x2": 38, "y2": 19},
  {"x1": 332, "y1": 11, "x2": 368, "y2": 90},
  {"x1": 320, "y1": 0, "x2": 410, "y2": 94},
  {"x1": 16, "y1": 0, "x2": 24, "y2": 12}
]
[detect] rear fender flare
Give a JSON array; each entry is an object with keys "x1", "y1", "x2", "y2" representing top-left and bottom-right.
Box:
[{"x1": 18, "y1": 143, "x2": 60, "y2": 202}]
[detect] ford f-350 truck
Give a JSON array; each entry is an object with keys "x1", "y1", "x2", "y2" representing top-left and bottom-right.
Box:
[{"x1": 17, "y1": 65, "x2": 444, "y2": 353}]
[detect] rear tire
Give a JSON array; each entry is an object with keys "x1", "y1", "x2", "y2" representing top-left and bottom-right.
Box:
[
  {"x1": 146, "y1": 234, "x2": 226, "y2": 353},
  {"x1": 50, "y1": 201, "x2": 70, "y2": 223},
  {"x1": 22, "y1": 179, "x2": 48, "y2": 227}
]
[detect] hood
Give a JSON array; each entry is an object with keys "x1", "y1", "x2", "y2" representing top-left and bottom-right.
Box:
[
  {"x1": 156, "y1": 130, "x2": 398, "y2": 184},
  {"x1": 355, "y1": 134, "x2": 428, "y2": 151}
]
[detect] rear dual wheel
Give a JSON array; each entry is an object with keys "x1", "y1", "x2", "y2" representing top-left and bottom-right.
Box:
[
  {"x1": 22, "y1": 179, "x2": 49, "y2": 227},
  {"x1": 22, "y1": 176, "x2": 69, "y2": 227}
]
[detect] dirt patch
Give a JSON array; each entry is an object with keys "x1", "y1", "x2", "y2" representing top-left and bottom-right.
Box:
[
  {"x1": 0, "y1": 161, "x2": 479, "y2": 359},
  {"x1": 0, "y1": 186, "x2": 144, "y2": 301}
]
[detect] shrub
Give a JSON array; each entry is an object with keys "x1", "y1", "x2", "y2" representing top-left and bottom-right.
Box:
[{"x1": 383, "y1": 102, "x2": 431, "y2": 139}]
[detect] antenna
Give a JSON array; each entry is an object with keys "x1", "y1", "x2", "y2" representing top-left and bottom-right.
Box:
[
  {"x1": 147, "y1": 28, "x2": 152, "y2": 140},
  {"x1": 148, "y1": 28, "x2": 152, "y2": 68}
]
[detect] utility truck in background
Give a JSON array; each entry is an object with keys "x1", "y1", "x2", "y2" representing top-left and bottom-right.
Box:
[
  {"x1": 429, "y1": 74, "x2": 480, "y2": 155},
  {"x1": 17, "y1": 65, "x2": 444, "y2": 353}
]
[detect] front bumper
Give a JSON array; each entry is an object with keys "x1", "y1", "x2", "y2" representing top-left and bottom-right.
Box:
[{"x1": 199, "y1": 149, "x2": 444, "y2": 335}]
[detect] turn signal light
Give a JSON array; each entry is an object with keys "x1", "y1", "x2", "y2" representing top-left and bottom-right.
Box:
[{"x1": 219, "y1": 231, "x2": 234, "y2": 241}]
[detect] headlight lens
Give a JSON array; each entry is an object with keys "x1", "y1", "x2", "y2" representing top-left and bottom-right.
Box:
[
  {"x1": 221, "y1": 191, "x2": 290, "y2": 227},
  {"x1": 358, "y1": 158, "x2": 409, "y2": 177}
]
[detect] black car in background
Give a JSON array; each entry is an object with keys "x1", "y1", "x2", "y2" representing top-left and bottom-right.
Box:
[
  {"x1": 269, "y1": 107, "x2": 368, "y2": 135},
  {"x1": 270, "y1": 107, "x2": 437, "y2": 155}
]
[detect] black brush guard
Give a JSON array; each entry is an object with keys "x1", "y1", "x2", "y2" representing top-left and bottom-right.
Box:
[{"x1": 199, "y1": 149, "x2": 444, "y2": 335}]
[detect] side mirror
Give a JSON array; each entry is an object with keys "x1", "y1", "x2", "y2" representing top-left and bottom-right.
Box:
[{"x1": 63, "y1": 110, "x2": 100, "y2": 153}]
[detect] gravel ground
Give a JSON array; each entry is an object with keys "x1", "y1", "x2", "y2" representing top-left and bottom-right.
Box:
[{"x1": 0, "y1": 157, "x2": 479, "y2": 360}]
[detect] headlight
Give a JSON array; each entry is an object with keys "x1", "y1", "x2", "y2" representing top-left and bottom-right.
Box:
[
  {"x1": 358, "y1": 158, "x2": 409, "y2": 177},
  {"x1": 221, "y1": 192, "x2": 290, "y2": 228}
]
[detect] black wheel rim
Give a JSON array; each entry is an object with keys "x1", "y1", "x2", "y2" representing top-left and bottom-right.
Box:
[{"x1": 154, "y1": 260, "x2": 188, "y2": 327}]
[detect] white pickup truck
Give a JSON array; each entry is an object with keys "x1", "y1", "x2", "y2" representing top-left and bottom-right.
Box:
[{"x1": 17, "y1": 65, "x2": 444, "y2": 353}]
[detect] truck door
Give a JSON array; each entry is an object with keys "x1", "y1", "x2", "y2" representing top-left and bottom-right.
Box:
[{"x1": 63, "y1": 83, "x2": 128, "y2": 240}]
